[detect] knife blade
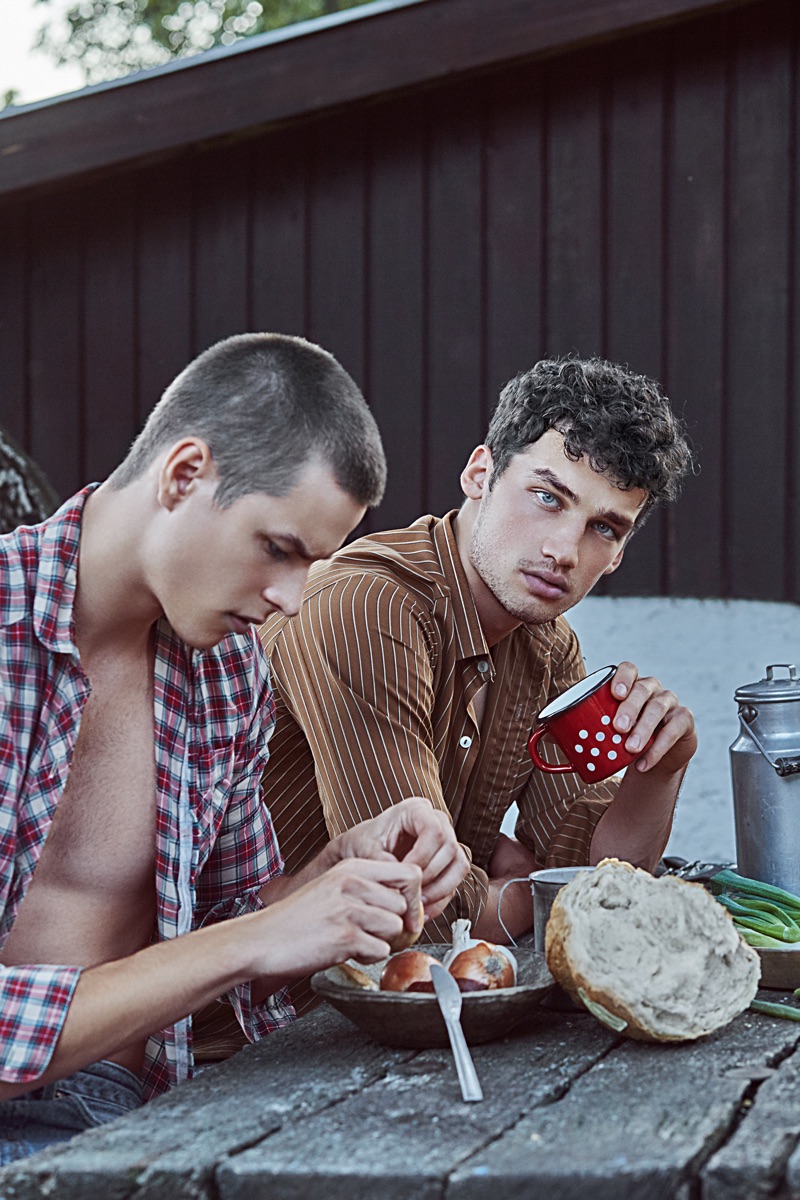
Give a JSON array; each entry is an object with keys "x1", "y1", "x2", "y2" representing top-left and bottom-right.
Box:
[{"x1": 430, "y1": 962, "x2": 483, "y2": 1102}]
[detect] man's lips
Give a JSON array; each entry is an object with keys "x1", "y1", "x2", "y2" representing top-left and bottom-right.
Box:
[
  {"x1": 522, "y1": 570, "x2": 569, "y2": 600},
  {"x1": 227, "y1": 612, "x2": 261, "y2": 634}
]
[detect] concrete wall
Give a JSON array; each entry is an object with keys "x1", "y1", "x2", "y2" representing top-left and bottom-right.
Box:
[{"x1": 502, "y1": 597, "x2": 800, "y2": 864}]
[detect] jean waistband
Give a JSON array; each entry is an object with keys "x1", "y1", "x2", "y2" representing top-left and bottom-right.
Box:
[{"x1": 29, "y1": 1060, "x2": 144, "y2": 1106}]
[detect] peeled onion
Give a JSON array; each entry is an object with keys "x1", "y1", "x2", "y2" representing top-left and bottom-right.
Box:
[
  {"x1": 387, "y1": 896, "x2": 425, "y2": 954},
  {"x1": 447, "y1": 941, "x2": 516, "y2": 992},
  {"x1": 380, "y1": 949, "x2": 439, "y2": 993}
]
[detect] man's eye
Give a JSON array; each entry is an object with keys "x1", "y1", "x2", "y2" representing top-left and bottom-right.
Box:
[
  {"x1": 535, "y1": 490, "x2": 560, "y2": 508},
  {"x1": 594, "y1": 522, "x2": 617, "y2": 540},
  {"x1": 267, "y1": 542, "x2": 288, "y2": 561}
]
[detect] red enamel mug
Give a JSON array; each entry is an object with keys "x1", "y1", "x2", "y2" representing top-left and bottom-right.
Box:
[{"x1": 528, "y1": 665, "x2": 648, "y2": 784}]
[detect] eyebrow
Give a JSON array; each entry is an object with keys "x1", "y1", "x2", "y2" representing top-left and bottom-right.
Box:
[
  {"x1": 530, "y1": 467, "x2": 638, "y2": 535},
  {"x1": 259, "y1": 532, "x2": 317, "y2": 562}
]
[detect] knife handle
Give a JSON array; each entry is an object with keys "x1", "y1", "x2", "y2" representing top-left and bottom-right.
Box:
[{"x1": 444, "y1": 1016, "x2": 484, "y2": 1102}]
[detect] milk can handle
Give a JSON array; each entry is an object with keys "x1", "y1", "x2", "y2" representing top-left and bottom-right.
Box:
[{"x1": 738, "y1": 708, "x2": 800, "y2": 777}]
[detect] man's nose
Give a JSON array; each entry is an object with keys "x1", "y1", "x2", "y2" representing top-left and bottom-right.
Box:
[
  {"x1": 541, "y1": 521, "x2": 580, "y2": 568},
  {"x1": 262, "y1": 568, "x2": 309, "y2": 618}
]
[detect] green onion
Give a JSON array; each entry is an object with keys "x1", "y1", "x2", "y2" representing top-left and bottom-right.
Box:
[
  {"x1": 739, "y1": 928, "x2": 795, "y2": 949},
  {"x1": 750, "y1": 999, "x2": 800, "y2": 1022},
  {"x1": 714, "y1": 895, "x2": 800, "y2": 942},
  {"x1": 710, "y1": 870, "x2": 800, "y2": 916}
]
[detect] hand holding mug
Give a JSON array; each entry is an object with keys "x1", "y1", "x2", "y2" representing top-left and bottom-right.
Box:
[
  {"x1": 528, "y1": 662, "x2": 695, "y2": 783},
  {"x1": 528, "y1": 665, "x2": 647, "y2": 783}
]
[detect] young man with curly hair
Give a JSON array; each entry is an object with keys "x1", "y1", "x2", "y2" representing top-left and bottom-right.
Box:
[{"x1": 260, "y1": 356, "x2": 698, "y2": 1003}]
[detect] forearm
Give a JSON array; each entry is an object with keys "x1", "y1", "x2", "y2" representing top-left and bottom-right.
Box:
[
  {"x1": 0, "y1": 917, "x2": 265, "y2": 1101},
  {"x1": 589, "y1": 763, "x2": 685, "y2": 871},
  {"x1": 473, "y1": 835, "x2": 539, "y2": 943}
]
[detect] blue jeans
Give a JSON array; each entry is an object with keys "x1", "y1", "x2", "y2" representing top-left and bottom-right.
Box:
[{"x1": 0, "y1": 1060, "x2": 144, "y2": 1164}]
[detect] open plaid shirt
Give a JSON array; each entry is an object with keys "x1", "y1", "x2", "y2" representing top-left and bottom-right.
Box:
[{"x1": 0, "y1": 486, "x2": 294, "y2": 1098}]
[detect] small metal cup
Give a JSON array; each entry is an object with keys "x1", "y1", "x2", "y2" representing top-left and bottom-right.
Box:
[{"x1": 530, "y1": 866, "x2": 596, "y2": 952}]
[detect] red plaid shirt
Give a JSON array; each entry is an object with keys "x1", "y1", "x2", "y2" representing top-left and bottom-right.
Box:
[{"x1": 0, "y1": 487, "x2": 294, "y2": 1098}]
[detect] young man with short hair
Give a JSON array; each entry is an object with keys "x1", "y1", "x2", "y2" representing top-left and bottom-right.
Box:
[
  {"x1": 0, "y1": 332, "x2": 468, "y2": 1160},
  {"x1": 260, "y1": 356, "x2": 698, "y2": 1008}
]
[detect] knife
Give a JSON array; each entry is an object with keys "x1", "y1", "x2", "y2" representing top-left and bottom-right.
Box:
[{"x1": 430, "y1": 963, "x2": 484, "y2": 1102}]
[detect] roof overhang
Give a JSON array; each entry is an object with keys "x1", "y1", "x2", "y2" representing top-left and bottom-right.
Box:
[{"x1": 0, "y1": 0, "x2": 761, "y2": 197}]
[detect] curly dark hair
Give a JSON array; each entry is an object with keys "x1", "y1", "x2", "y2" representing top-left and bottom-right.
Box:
[{"x1": 485, "y1": 356, "x2": 693, "y2": 525}]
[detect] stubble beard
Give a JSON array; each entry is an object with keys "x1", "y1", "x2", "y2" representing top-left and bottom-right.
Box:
[{"x1": 469, "y1": 517, "x2": 571, "y2": 628}]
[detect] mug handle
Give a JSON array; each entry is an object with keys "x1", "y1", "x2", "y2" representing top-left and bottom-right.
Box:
[{"x1": 528, "y1": 726, "x2": 575, "y2": 774}]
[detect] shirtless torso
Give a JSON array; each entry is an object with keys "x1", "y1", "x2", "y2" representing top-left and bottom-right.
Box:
[{"x1": 2, "y1": 640, "x2": 158, "y2": 1075}]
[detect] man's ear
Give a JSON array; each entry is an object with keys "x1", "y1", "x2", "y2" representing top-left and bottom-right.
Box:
[
  {"x1": 157, "y1": 439, "x2": 216, "y2": 510},
  {"x1": 460, "y1": 446, "x2": 493, "y2": 500}
]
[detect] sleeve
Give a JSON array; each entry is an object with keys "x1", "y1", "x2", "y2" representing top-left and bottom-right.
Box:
[
  {"x1": 514, "y1": 622, "x2": 619, "y2": 867},
  {"x1": 194, "y1": 644, "x2": 295, "y2": 1039},
  {"x1": 0, "y1": 964, "x2": 83, "y2": 1084},
  {"x1": 263, "y1": 573, "x2": 489, "y2": 934}
]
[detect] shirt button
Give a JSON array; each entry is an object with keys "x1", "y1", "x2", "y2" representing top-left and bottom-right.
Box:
[
  {"x1": 459, "y1": 735, "x2": 473, "y2": 749},
  {"x1": 477, "y1": 660, "x2": 489, "y2": 673}
]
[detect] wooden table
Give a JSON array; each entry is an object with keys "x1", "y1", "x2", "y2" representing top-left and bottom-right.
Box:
[{"x1": 3, "y1": 989, "x2": 800, "y2": 1199}]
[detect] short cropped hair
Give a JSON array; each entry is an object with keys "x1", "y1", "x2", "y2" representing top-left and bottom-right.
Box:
[
  {"x1": 108, "y1": 333, "x2": 387, "y2": 508},
  {"x1": 486, "y1": 356, "x2": 692, "y2": 524}
]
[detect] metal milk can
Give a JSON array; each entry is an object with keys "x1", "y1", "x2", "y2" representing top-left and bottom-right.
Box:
[{"x1": 730, "y1": 663, "x2": 800, "y2": 894}]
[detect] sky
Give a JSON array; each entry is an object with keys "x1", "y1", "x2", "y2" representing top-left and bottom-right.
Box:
[{"x1": 2, "y1": 0, "x2": 84, "y2": 105}]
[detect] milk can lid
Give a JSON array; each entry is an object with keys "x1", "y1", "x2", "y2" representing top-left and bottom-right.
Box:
[{"x1": 735, "y1": 664, "x2": 800, "y2": 704}]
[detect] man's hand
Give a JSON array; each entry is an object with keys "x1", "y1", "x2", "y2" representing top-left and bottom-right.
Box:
[
  {"x1": 251, "y1": 858, "x2": 428, "y2": 980},
  {"x1": 590, "y1": 663, "x2": 697, "y2": 872},
  {"x1": 610, "y1": 662, "x2": 697, "y2": 777},
  {"x1": 329, "y1": 798, "x2": 470, "y2": 932}
]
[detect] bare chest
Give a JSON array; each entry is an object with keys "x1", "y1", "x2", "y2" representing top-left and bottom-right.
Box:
[{"x1": 3, "y1": 653, "x2": 158, "y2": 967}]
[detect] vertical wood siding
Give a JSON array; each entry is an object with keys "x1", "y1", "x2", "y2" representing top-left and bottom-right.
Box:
[{"x1": 0, "y1": 0, "x2": 797, "y2": 600}]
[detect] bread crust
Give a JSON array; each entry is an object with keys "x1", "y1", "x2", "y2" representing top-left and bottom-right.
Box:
[{"x1": 545, "y1": 858, "x2": 760, "y2": 1041}]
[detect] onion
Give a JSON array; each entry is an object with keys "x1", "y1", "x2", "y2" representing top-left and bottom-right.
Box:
[
  {"x1": 387, "y1": 896, "x2": 425, "y2": 954},
  {"x1": 448, "y1": 941, "x2": 516, "y2": 992},
  {"x1": 379, "y1": 949, "x2": 439, "y2": 993}
]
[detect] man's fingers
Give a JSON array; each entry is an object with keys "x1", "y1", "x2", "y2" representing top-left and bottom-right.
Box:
[{"x1": 633, "y1": 705, "x2": 697, "y2": 772}]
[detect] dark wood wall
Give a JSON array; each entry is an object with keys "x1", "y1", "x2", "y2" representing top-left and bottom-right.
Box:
[{"x1": 0, "y1": 0, "x2": 797, "y2": 600}]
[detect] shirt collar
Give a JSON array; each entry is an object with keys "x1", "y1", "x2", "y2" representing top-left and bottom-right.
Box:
[
  {"x1": 428, "y1": 510, "x2": 492, "y2": 666},
  {"x1": 33, "y1": 484, "x2": 100, "y2": 654}
]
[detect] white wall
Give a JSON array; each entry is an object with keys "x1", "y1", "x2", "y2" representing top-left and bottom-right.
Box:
[{"x1": 501, "y1": 597, "x2": 800, "y2": 864}]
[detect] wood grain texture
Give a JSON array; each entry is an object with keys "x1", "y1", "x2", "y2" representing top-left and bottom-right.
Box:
[{"x1": 0, "y1": 0, "x2": 758, "y2": 197}]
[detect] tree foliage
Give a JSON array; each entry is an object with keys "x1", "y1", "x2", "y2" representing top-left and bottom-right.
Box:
[{"x1": 34, "y1": 0, "x2": 374, "y2": 85}]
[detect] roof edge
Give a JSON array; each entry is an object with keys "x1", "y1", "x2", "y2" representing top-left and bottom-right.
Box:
[{"x1": 0, "y1": 0, "x2": 757, "y2": 197}]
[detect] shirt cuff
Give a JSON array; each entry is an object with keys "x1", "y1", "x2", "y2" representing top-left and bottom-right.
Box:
[{"x1": 0, "y1": 964, "x2": 83, "y2": 1084}]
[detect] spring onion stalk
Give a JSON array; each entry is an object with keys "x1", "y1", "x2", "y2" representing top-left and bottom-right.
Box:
[
  {"x1": 750, "y1": 999, "x2": 800, "y2": 1022},
  {"x1": 710, "y1": 870, "x2": 800, "y2": 946},
  {"x1": 710, "y1": 870, "x2": 800, "y2": 916},
  {"x1": 739, "y1": 929, "x2": 792, "y2": 948},
  {"x1": 714, "y1": 895, "x2": 800, "y2": 942}
]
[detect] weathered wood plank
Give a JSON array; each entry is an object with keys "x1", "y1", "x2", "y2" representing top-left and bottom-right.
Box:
[
  {"x1": 726, "y1": 2, "x2": 793, "y2": 601},
  {"x1": 365, "y1": 94, "x2": 427, "y2": 532},
  {"x1": 702, "y1": 1008, "x2": 800, "y2": 1200},
  {"x1": 0, "y1": 0, "x2": 760, "y2": 198},
  {"x1": 216, "y1": 1010, "x2": 616, "y2": 1200},
  {"x1": 665, "y1": 12, "x2": 727, "y2": 599},
  {"x1": 426, "y1": 80, "x2": 485, "y2": 518},
  {"x1": 447, "y1": 1009, "x2": 800, "y2": 1200},
  {"x1": 0, "y1": 1008, "x2": 416, "y2": 1200}
]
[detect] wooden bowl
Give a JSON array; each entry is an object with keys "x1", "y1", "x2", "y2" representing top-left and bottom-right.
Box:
[{"x1": 311, "y1": 943, "x2": 554, "y2": 1048}]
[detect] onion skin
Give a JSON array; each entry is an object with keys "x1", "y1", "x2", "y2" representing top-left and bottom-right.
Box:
[
  {"x1": 379, "y1": 949, "x2": 439, "y2": 993},
  {"x1": 387, "y1": 896, "x2": 425, "y2": 954},
  {"x1": 448, "y1": 942, "x2": 516, "y2": 991}
]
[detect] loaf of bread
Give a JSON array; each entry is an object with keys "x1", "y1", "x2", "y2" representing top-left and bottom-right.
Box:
[{"x1": 545, "y1": 858, "x2": 761, "y2": 1041}]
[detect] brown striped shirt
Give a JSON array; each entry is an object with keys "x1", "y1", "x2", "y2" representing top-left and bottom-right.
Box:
[{"x1": 260, "y1": 511, "x2": 618, "y2": 942}]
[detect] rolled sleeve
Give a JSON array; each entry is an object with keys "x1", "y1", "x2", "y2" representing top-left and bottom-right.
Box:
[{"x1": 0, "y1": 963, "x2": 83, "y2": 1084}]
